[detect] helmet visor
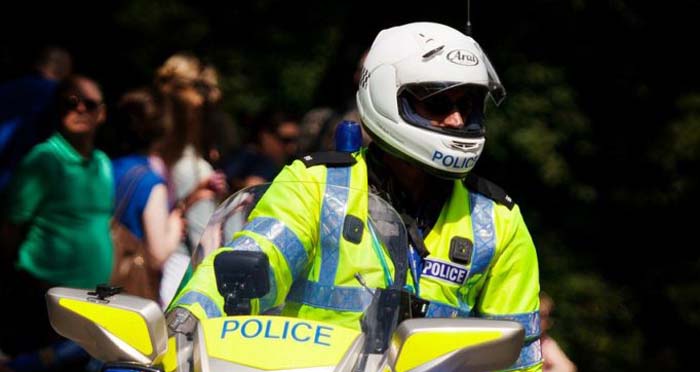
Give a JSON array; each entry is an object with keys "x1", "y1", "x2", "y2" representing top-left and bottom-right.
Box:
[
  {"x1": 481, "y1": 51, "x2": 506, "y2": 105},
  {"x1": 398, "y1": 83, "x2": 488, "y2": 138}
]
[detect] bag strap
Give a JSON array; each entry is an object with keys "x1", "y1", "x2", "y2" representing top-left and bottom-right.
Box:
[{"x1": 113, "y1": 165, "x2": 149, "y2": 221}]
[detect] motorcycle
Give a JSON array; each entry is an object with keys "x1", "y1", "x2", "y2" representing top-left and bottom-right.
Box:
[{"x1": 46, "y1": 182, "x2": 524, "y2": 372}]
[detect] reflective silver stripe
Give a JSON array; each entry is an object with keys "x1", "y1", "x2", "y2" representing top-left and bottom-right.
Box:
[
  {"x1": 174, "y1": 291, "x2": 221, "y2": 318},
  {"x1": 413, "y1": 190, "x2": 496, "y2": 316},
  {"x1": 318, "y1": 167, "x2": 351, "y2": 285},
  {"x1": 425, "y1": 301, "x2": 472, "y2": 318},
  {"x1": 243, "y1": 217, "x2": 308, "y2": 278},
  {"x1": 479, "y1": 311, "x2": 541, "y2": 340},
  {"x1": 287, "y1": 279, "x2": 374, "y2": 312},
  {"x1": 469, "y1": 192, "x2": 495, "y2": 275},
  {"x1": 229, "y1": 235, "x2": 261, "y2": 251},
  {"x1": 472, "y1": 310, "x2": 543, "y2": 368},
  {"x1": 512, "y1": 338, "x2": 542, "y2": 368}
]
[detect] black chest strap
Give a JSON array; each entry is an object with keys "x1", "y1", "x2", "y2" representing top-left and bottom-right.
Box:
[
  {"x1": 463, "y1": 173, "x2": 515, "y2": 210},
  {"x1": 401, "y1": 213, "x2": 430, "y2": 258},
  {"x1": 299, "y1": 151, "x2": 357, "y2": 168}
]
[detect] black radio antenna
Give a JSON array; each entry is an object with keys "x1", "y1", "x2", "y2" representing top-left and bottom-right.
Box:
[{"x1": 465, "y1": 0, "x2": 472, "y2": 36}]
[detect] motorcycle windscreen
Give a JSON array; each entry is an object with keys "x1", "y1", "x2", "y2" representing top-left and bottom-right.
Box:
[
  {"x1": 170, "y1": 181, "x2": 408, "y2": 370},
  {"x1": 167, "y1": 181, "x2": 408, "y2": 308}
]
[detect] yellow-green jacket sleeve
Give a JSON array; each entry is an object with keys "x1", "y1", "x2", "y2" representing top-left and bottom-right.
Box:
[{"x1": 478, "y1": 203, "x2": 542, "y2": 371}]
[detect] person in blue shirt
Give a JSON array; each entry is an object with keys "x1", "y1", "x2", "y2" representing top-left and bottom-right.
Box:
[
  {"x1": 111, "y1": 87, "x2": 185, "y2": 306},
  {"x1": 0, "y1": 47, "x2": 72, "y2": 192}
]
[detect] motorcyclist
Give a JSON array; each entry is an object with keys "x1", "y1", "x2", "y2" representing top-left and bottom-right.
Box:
[{"x1": 169, "y1": 22, "x2": 542, "y2": 371}]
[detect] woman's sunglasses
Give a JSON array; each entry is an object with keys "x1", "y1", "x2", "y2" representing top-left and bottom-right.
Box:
[{"x1": 63, "y1": 95, "x2": 103, "y2": 112}]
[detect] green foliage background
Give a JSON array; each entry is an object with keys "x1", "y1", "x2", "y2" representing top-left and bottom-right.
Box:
[{"x1": 1, "y1": 1, "x2": 698, "y2": 370}]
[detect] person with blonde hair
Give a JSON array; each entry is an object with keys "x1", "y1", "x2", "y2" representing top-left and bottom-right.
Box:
[{"x1": 151, "y1": 53, "x2": 228, "y2": 305}]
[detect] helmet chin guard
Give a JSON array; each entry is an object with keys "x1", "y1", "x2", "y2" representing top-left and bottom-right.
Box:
[{"x1": 357, "y1": 22, "x2": 504, "y2": 179}]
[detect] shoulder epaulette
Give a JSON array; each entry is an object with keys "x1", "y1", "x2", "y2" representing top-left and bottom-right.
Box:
[
  {"x1": 299, "y1": 151, "x2": 357, "y2": 168},
  {"x1": 463, "y1": 173, "x2": 515, "y2": 210}
]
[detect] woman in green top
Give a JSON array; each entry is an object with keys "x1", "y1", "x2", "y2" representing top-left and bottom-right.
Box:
[{"x1": 0, "y1": 75, "x2": 113, "y2": 367}]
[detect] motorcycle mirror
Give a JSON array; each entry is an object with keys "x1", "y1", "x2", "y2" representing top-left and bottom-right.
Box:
[
  {"x1": 46, "y1": 287, "x2": 168, "y2": 365},
  {"x1": 389, "y1": 318, "x2": 524, "y2": 372},
  {"x1": 214, "y1": 250, "x2": 270, "y2": 315}
]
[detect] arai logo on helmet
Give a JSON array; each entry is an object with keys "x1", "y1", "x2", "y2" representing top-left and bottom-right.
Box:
[{"x1": 446, "y1": 50, "x2": 479, "y2": 66}]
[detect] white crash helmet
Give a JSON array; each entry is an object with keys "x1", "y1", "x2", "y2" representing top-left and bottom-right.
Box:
[{"x1": 356, "y1": 22, "x2": 505, "y2": 179}]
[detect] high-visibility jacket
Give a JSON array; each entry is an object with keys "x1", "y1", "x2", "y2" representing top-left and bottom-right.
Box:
[{"x1": 171, "y1": 148, "x2": 542, "y2": 371}]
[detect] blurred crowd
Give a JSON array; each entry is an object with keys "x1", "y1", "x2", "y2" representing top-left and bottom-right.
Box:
[
  {"x1": 0, "y1": 46, "x2": 365, "y2": 372},
  {"x1": 0, "y1": 46, "x2": 574, "y2": 372}
]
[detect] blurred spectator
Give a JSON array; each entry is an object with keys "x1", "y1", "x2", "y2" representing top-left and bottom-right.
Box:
[
  {"x1": 0, "y1": 46, "x2": 72, "y2": 192},
  {"x1": 152, "y1": 52, "x2": 227, "y2": 236},
  {"x1": 540, "y1": 291, "x2": 577, "y2": 372},
  {"x1": 298, "y1": 49, "x2": 369, "y2": 153},
  {"x1": 110, "y1": 88, "x2": 185, "y2": 307},
  {"x1": 199, "y1": 63, "x2": 242, "y2": 168},
  {"x1": 222, "y1": 110, "x2": 300, "y2": 191},
  {"x1": 0, "y1": 75, "x2": 111, "y2": 370},
  {"x1": 151, "y1": 53, "x2": 228, "y2": 304}
]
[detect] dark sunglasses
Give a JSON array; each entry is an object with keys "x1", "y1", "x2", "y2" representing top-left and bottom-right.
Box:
[
  {"x1": 420, "y1": 93, "x2": 474, "y2": 117},
  {"x1": 63, "y1": 95, "x2": 103, "y2": 112}
]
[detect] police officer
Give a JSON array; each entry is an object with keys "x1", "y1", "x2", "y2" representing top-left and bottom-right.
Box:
[{"x1": 170, "y1": 22, "x2": 542, "y2": 371}]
